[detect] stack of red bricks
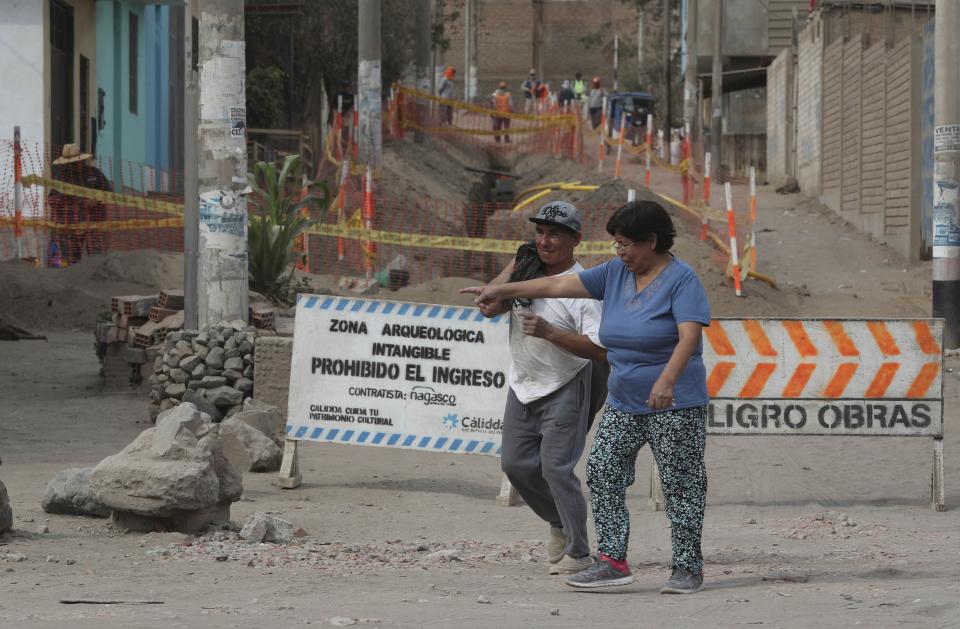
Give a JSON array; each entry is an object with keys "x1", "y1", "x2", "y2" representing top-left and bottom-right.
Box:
[{"x1": 109, "y1": 290, "x2": 185, "y2": 348}]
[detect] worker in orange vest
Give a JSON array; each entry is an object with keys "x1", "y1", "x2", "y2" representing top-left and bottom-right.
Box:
[{"x1": 491, "y1": 81, "x2": 513, "y2": 144}]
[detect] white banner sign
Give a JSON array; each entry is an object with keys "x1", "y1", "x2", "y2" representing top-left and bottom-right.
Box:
[{"x1": 286, "y1": 295, "x2": 509, "y2": 456}]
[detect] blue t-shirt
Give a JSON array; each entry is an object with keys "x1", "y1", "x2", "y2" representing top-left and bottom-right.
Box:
[{"x1": 579, "y1": 256, "x2": 711, "y2": 415}]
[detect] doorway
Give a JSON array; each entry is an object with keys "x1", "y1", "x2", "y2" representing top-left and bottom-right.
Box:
[{"x1": 50, "y1": 0, "x2": 75, "y2": 155}]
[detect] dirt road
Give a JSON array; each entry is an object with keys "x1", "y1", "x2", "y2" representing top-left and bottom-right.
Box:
[{"x1": 1, "y1": 157, "x2": 958, "y2": 627}]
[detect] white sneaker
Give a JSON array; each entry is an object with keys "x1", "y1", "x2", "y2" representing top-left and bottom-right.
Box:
[
  {"x1": 549, "y1": 554, "x2": 595, "y2": 575},
  {"x1": 547, "y1": 527, "x2": 567, "y2": 564}
]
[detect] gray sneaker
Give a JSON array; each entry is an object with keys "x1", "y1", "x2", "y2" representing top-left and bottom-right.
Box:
[
  {"x1": 547, "y1": 527, "x2": 567, "y2": 564},
  {"x1": 564, "y1": 557, "x2": 634, "y2": 589},
  {"x1": 660, "y1": 567, "x2": 704, "y2": 594}
]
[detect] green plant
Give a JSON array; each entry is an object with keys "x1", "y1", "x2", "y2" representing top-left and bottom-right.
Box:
[
  {"x1": 246, "y1": 66, "x2": 287, "y2": 129},
  {"x1": 247, "y1": 155, "x2": 329, "y2": 304}
]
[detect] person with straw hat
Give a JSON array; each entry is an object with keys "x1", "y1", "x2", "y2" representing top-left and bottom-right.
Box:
[{"x1": 49, "y1": 143, "x2": 111, "y2": 264}]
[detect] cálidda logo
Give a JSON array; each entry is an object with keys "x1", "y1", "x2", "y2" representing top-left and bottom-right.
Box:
[{"x1": 442, "y1": 413, "x2": 459, "y2": 429}]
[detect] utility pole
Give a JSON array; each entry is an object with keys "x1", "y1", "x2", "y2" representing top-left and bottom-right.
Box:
[
  {"x1": 637, "y1": 6, "x2": 644, "y2": 88},
  {"x1": 533, "y1": 0, "x2": 544, "y2": 80},
  {"x1": 196, "y1": 0, "x2": 247, "y2": 328},
  {"x1": 467, "y1": 0, "x2": 478, "y2": 100},
  {"x1": 358, "y1": 0, "x2": 382, "y2": 167},
  {"x1": 662, "y1": 0, "x2": 671, "y2": 130},
  {"x1": 415, "y1": 0, "x2": 432, "y2": 143},
  {"x1": 463, "y1": 0, "x2": 471, "y2": 100},
  {"x1": 183, "y1": 5, "x2": 198, "y2": 330},
  {"x1": 933, "y1": 0, "x2": 960, "y2": 348},
  {"x1": 684, "y1": 0, "x2": 698, "y2": 144},
  {"x1": 613, "y1": 34, "x2": 619, "y2": 91},
  {"x1": 710, "y1": 0, "x2": 723, "y2": 178},
  {"x1": 431, "y1": 0, "x2": 444, "y2": 95}
]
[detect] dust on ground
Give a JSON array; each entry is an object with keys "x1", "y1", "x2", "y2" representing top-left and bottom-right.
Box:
[{"x1": 0, "y1": 136, "x2": 956, "y2": 628}]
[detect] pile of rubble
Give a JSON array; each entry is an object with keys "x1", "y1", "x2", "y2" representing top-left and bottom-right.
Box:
[
  {"x1": 145, "y1": 535, "x2": 548, "y2": 576},
  {"x1": 148, "y1": 322, "x2": 258, "y2": 422},
  {"x1": 94, "y1": 290, "x2": 278, "y2": 398},
  {"x1": 41, "y1": 400, "x2": 285, "y2": 532}
]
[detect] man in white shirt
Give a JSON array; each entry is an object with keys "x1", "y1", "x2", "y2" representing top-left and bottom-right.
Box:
[{"x1": 478, "y1": 201, "x2": 607, "y2": 575}]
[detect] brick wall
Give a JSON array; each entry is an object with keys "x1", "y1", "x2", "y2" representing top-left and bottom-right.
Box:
[{"x1": 441, "y1": 0, "x2": 642, "y2": 100}]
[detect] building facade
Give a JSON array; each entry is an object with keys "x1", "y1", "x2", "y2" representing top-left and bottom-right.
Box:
[{"x1": 0, "y1": 0, "x2": 183, "y2": 192}]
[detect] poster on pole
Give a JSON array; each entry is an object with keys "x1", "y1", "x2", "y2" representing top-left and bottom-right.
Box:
[{"x1": 286, "y1": 295, "x2": 509, "y2": 456}]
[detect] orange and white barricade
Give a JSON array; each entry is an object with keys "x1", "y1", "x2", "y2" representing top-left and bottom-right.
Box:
[{"x1": 724, "y1": 182, "x2": 743, "y2": 297}]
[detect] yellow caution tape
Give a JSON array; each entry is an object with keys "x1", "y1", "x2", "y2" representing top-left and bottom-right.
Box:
[
  {"x1": 20, "y1": 175, "x2": 185, "y2": 216},
  {"x1": 0, "y1": 216, "x2": 183, "y2": 231}
]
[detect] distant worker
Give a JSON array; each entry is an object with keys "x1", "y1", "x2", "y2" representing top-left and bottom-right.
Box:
[
  {"x1": 534, "y1": 81, "x2": 551, "y2": 113},
  {"x1": 587, "y1": 77, "x2": 607, "y2": 130},
  {"x1": 522, "y1": 69, "x2": 537, "y2": 113},
  {"x1": 557, "y1": 80, "x2": 576, "y2": 110},
  {"x1": 438, "y1": 66, "x2": 456, "y2": 126},
  {"x1": 573, "y1": 72, "x2": 587, "y2": 101},
  {"x1": 491, "y1": 81, "x2": 513, "y2": 144}
]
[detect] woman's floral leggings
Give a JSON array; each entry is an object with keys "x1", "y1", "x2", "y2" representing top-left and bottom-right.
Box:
[{"x1": 586, "y1": 404, "x2": 708, "y2": 574}]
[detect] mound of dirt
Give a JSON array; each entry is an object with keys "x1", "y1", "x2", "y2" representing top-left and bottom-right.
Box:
[{"x1": 0, "y1": 251, "x2": 184, "y2": 332}]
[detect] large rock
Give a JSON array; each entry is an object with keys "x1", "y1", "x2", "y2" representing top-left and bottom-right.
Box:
[
  {"x1": 0, "y1": 480, "x2": 11, "y2": 534},
  {"x1": 221, "y1": 418, "x2": 282, "y2": 472},
  {"x1": 90, "y1": 415, "x2": 242, "y2": 532},
  {"x1": 182, "y1": 389, "x2": 223, "y2": 422},
  {"x1": 207, "y1": 385, "x2": 243, "y2": 407},
  {"x1": 41, "y1": 468, "x2": 110, "y2": 517},
  {"x1": 239, "y1": 512, "x2": 294, "y2": 544},
  {"x1": 234, "y1": 400, "x2": 284, "y2": 444}
]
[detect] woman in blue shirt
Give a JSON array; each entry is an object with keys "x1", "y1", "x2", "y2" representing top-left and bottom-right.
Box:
[{"x1": 463, "y1": 200, "x2": 711, "y2": 593}]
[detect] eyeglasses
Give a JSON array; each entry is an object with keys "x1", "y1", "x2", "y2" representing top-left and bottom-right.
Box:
[{"x1": 610, "y1": 240, "x2": 637, "y2": 252}]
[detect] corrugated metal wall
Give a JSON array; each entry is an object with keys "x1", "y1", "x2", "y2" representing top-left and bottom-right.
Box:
[
  {"x1": 796, "y1": 16, "x2": 823, "y2": 196},
  {"x1": 860, "y1": 40, "x2": 887, "y2": 229},
  {"x1": 769, "y1": 1, "x2": 809, "y2": 52},
  {"x1": 883, "y1": 37, "x2": 914, "y2": 246},
  {"x1": 821, "y1": 38, "x2": 844, "y2": 208},
  {"x1": 813, "y1": 30, "x2": 922, "y2": 260},
  {"x1": 766, "y1": 49, "x2": 791, "y2": 184},
  {"x1": 841, "y1": 36, "x2": 863, "y2": 218}
]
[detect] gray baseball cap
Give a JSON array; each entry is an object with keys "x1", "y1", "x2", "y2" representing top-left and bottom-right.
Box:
[{"x1": 529, "y1": 200, "x2": 582, "y2": 233}]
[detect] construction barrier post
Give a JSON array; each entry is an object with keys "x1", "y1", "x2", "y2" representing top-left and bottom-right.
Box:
[
  {"x1": 749, "y1": 165, "x2": 757, "y2": 271},
  {"x1": 337, "y1": 158, "x2": 350, "y2": 261},
  {"x1": 13, "y1": 125, "x2": 23, "y2": 259},
  {"x1": 644, "y1": 114, "x2": 653, "y2": 188},
  {"x1": 598, "y1": 96, "x2": 607, "y2": 173},
  {"x1": 681, "y1": 125, "x2": 692, "y2": 205},
  {"x1": 701, "y1": 151, "x2": 711, "y2": 241},
  {"x1": 627, "y1": 188, "x2": 637, "y2": 202},
  {"x1": 352, "y1": 109, "x2": 360, "y2": 161},
  {"x1": 335, "y1": 96, "x2": 344, "y2": 161},
  {"x1": 363, "y1": 165, "x2": 376, "y2": 279},
  {"x1": 724, "y1": 182, "x2": 743, "y2": 297},
  {"x1": 614, "y1": 115, "x2": 626, "y2": 179}
]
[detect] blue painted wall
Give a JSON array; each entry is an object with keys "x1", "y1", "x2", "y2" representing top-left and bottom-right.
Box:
[{"x1": 95, "y1": 1, "x2": 170, "y2": 191}]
